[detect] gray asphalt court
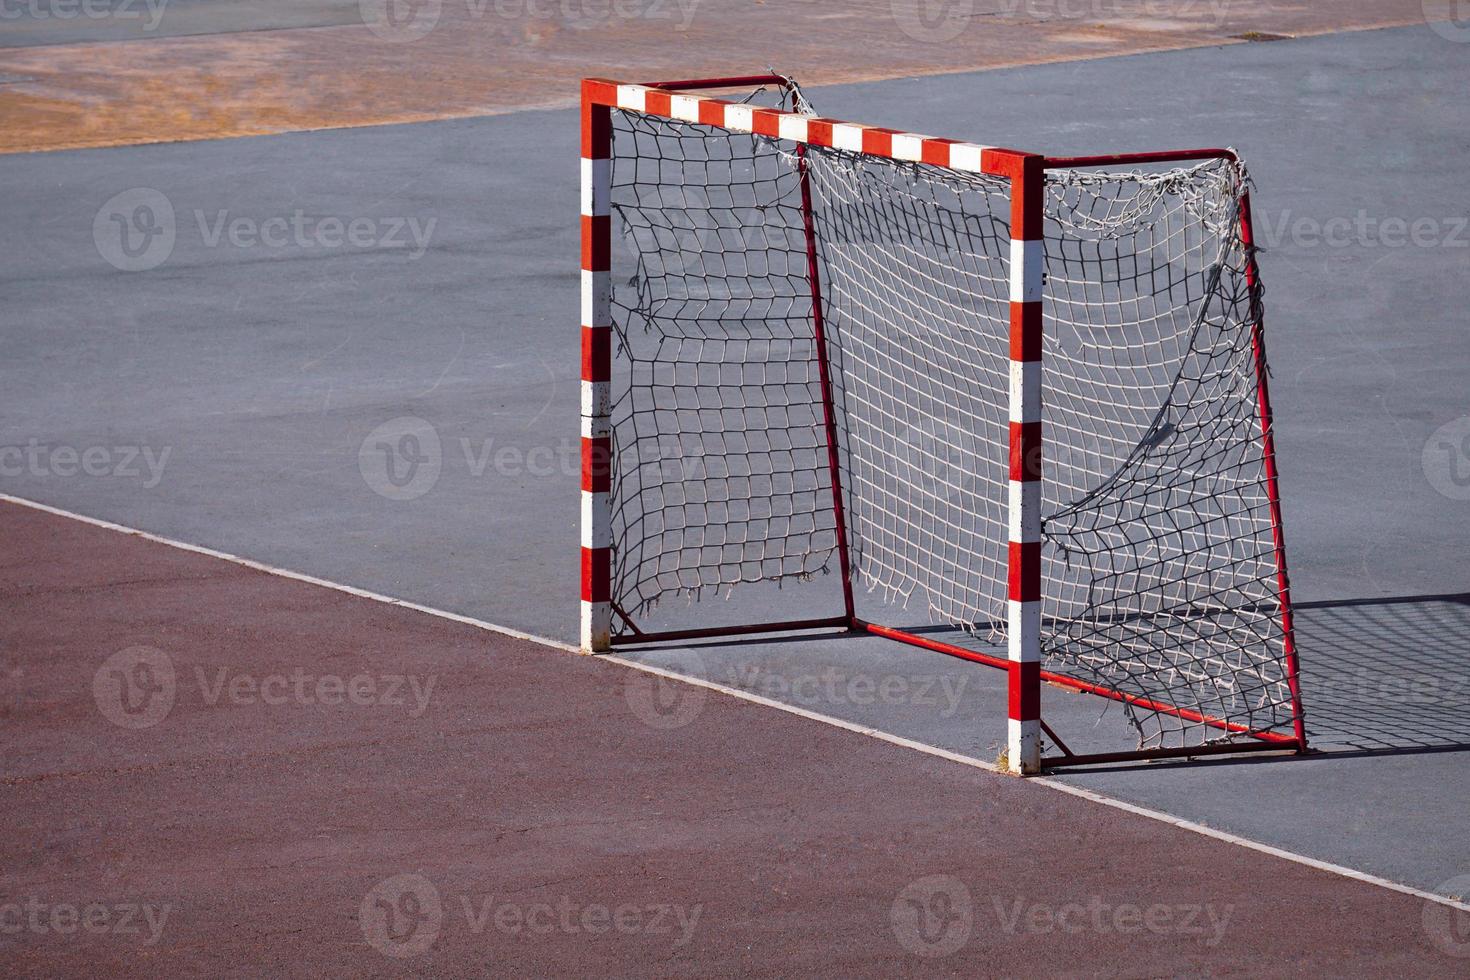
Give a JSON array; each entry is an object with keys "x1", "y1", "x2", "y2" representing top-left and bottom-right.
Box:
[{"x1": 4, "y1": 25, "x2": 1468, "y2": 900}]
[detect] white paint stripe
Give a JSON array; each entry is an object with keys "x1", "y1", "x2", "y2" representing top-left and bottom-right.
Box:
[
  {"x1": 1008, "y1": 359, "x2": 1041, "y2": 424},
  {"x1": 832, "y1": 123, "x2": 865, "y2": 152},
  {"x1": 1007, "y1": 599, "x2": 1041, "y2": 664},
  {"x1": 580, "y1": 412, "x2": 610, "y2": 440},
  {"x1": 778, "y1": 113, "x2": 808, "y2": 144},
  {"x1": 1007, "y1": 480, "x2": 1041, "y2": 543},
  {"x1": 892, "y1": 133, "x2": 927, "y2": 161},
  {"x1": 670, "y1": 94, "x2": 702, "y2": 122},
  {"x1": 949, "y1": 143, "x2": 988, "y2": 172},
  {"x1": 579, "y1": 158, "x2": 610, "y2": 217},
  {"x1": 581, "y1": 600, "x2": 610, "y2": 654},
  {"x1": 6, "y1": 490, "x2": 1467, "y2": 915},
  {"x1": 0, "y1": 493, "x2": 579, "y2": 654},
  {"x1": 616, "y1": 84, "x2": 647, "y2": 112},
  {"x1": 1008, "y1": 717, "x2": 1039, "y2": 773},
  {"x1": 1010, "y1": 238, "x2": 1044, "y2": 303},
  {"x1": 581, "y1": 379, "x2": 610, "y2": 419},
  {"x1": 722, "y1": 104, "x2": 753, "y2": 133},
  {"x1": 581, "y1": 491, "x2": 610, "y2": 549},
  {"x1": 602, "y1": 653, "x2": 1470, "y2": 914},
  {"x1": 581, "y1": 270, "x2": 610, "y2": 327}
]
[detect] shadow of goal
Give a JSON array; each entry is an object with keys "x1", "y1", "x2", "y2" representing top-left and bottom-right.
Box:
[{"x1": 1296, "y1": 593, "x2": 1470, "y2": 754}]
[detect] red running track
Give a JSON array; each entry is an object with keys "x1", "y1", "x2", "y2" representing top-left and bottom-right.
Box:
[{"x1": 0, "y1": 500, "x2": 1455, "y2": 975}]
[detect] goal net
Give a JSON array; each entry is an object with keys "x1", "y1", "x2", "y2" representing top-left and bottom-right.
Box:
[{"x1": 585, "y1": 77, "x2": 1304, "y2": 767}]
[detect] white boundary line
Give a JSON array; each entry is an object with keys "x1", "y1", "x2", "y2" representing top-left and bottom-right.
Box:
[
  {"x1": 5, "y1": 490, "x2": 1467, "y2": 914},
  {"x1": 0, "y1": 492, "x2": 578, "y2": 655}
]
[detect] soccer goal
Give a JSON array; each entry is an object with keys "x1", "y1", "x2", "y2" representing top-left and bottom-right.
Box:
[{"x1": 579, "y1": 73, "x2": 1307, "y2": 774}]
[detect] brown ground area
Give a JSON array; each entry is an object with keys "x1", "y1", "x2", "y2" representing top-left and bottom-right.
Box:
[
  {"x1": 1, "y1": 499, "x2": 1463, "y2": 974},
  {"x1": 0, "y1": 0, "x2": 1436, "y2": 154}
]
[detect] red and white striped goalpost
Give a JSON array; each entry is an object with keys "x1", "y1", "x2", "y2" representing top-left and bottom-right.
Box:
[
  {"x1": 992, "y1": 149, "x2": 1045, "y2": 775},
  {"x1": 577, "y1": 77, "x2": 1306, "y2": 774},
  {"x1": 580, "y1": 82, "x2": 613, "y2": 654}
]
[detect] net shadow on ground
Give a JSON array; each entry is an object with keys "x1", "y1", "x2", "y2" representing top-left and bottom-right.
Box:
[
  {"x1": 612, "y1": 592, "x2": 1470, "y2": 771},
  {"x1": 1295, "y1": 592, "x2": 1470, "y2": 756}
]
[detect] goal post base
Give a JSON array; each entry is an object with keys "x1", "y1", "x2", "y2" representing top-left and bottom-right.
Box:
[
  {"x1": 605, "y1": 614, "x2": 1305, "y2": 775},
  {"x1": 1043, "y1": 738, "x2": 1308, "y2": 771}
]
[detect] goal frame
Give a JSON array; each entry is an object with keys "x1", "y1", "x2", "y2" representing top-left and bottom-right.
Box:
[{"x1": 579, "y1": 74, "x2": 1307, "y2": 774}]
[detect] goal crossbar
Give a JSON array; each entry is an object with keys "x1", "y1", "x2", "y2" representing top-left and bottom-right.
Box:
[{"x1": 579, "y1": 75, "x2": 1307, "y2": 774}]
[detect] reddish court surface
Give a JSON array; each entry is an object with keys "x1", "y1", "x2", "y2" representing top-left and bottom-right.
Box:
[{"x1": 0, "y1": 498, "x2": 1459, "y2": 975}]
